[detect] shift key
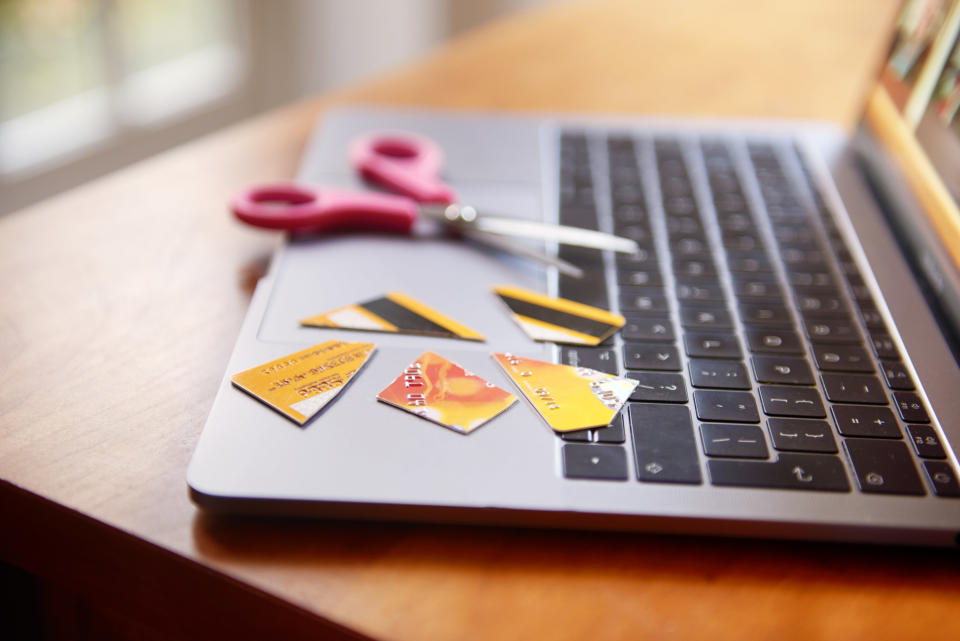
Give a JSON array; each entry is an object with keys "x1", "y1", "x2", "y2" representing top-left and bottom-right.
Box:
[{"x1": 630, "y1": 403, "x2": 702, "y2": 484}]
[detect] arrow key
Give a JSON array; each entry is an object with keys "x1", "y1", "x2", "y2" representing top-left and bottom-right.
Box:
[{"x1": 708, "y1": 453, "x2": 850, "y2": 491}]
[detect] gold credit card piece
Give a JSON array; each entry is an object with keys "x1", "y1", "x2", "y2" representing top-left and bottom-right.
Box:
[
  {"x1": 231, "y1": 340, "x2": 376, "y2": 426},
  {"x1": 493, "y1": 285, "x2": 625, "y2": 346},
  {"x1": 377, "y1": 351, "x2": 517, "y2": 434},
  {"x1": 492, "y1": 352, "x2": 637, "y2": 432},
  {"x1": 301, "y1": 292, "x2": 484, "y2": 341}
]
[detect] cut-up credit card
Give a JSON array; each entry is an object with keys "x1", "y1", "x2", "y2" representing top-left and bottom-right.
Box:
[
  {"x1": 377, "y1": 351, "x2": 516, "y2": 434},
  {"x1": 492, "y1": 352, "x2": 637, "y2": 433},
  {"x1": 493, "y1": 285, "x2": 624, "y2": 346},
  {"x1": 231, "y1": 340, "x2": 376, "y2": 426},
  {"x1": 302, "y1": 292, "x2": 484, "y2": 341}
]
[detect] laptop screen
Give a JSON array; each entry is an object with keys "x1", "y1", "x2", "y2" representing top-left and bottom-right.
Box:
[{"x1": 869, "y1": 0, "x2": 960, "y2": 266}]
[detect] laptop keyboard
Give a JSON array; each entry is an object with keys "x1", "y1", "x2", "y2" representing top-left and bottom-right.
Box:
[{"x1": 554, "y1": 131, "x2": 960, "y2": 498}]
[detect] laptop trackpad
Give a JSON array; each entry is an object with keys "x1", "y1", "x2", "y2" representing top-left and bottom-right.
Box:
[{"x1": 257, "y1": 182, "x2": 549, "y2": 351}]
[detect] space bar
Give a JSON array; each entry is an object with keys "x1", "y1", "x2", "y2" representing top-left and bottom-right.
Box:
[{"x1": 708, "y1": 454, "x2": 850, "y2": 491}]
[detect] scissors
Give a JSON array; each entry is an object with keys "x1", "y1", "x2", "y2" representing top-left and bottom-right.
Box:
[{"x1": 230, "y1": 131, "x2": 639, "y2": 277}]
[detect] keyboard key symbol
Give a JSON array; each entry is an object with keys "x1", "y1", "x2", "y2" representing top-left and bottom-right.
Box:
[{"x1": 792, "y1": 466, "x2": 814, "y2": 483}]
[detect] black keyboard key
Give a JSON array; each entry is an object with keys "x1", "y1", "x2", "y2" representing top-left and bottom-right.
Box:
[
  {"x1": 629, "y1": 404, "x2": 702, "y2": 484},
  {"x1": 617, "y1": 269, "x2": 662, "y2": 287},
  {"x1": 628, "y1": 372, "x2": 688, "y2": 403},
  {"x1": 561, "y1": 346, "x2": 618, "y2": 374},
  {"x1": 921, "y1": 461, "x2": 960, "y2": 497},
  {"x1": 767, "y1": 418, "x2": 838, "y2": 453},
  {"x1": 559, "y1": 273, "x2": 608, "y2": 307},
  {"x1": 740, "y1": 304, "x2": 793, "y2": 326},
  {"x1": 700, "y1": 423, "x2": 768, "y2": 458},
  {"x1": 673, "y1": 258, "x2": 716, "y2": 278},
  {"x1": 881, "y1": 361, "x2": 915, "y2": 391},
  {"x1": 613, "y1": 204, "x2": 646, "y2": 224},
  {"x1": 792, "y1": 284, "x2": 843, "y2": 299},
  {"x1": 906, "y1": 425, "x2": 947, "y2": 459},
  {"x1": 621, "y1": 316, "x2": 675, "y2": 342},
  {"x1": 745, "y1": 329, "x2": 804, "y2": 355},
  {"x1": 664, "y1": 195, "x2": 697, "y2": 216},
  {"x1": 859, "y1": 307, "x2": 886, "y2": 329},
  {"x1": 665, "y1": 215, "x2": 703, "y2": 235},
  {"x1": 622, "y1": 343, "x2": 681, "y2": 371},
  {"x1": 734, "y1": 277, "x2": 783, "y2": 301},
  {"x1": 789, "y1": 271, "x2": 836, "y2": 289},
  {"x1": 797, "y1": 294, "x2": 848, "y2": 318},
  {"x1": 722, "y1": 233, "x2": 762, "y2": 253},
  {"x1": 727, "y1": 253, "x2": 772, "y2": 273},
  {"x1": 751, "y1": 355, "x2": 814, "y2": 385},
  {"x1": 831, "y1": 405, "x2": 900, "y2": 438},
  {"x1": 844, "y1": 439, "x2": 925, "y2": 495},
  {"x1": 708, "y1": 453, "x2": 849, "y2": 491},
  {"x1": 803, "y1": 318, "x2": 861, "y2": 344},
  {"x1": 689, "y1": 358, "x2": 750, "y2": 389},
  {"x1": 616, "y1": 224, "x2": 654, "y2": 247},
  {"x1": 869, "y1": 333, "x2": 900, "y2": 360},
  {"x1": 821, "y1": 373, "x2": 887, "y2": 404},
  {"x1": 812, "y1": 345, "x2": 874, "y2": 373},
  {"x1": 893, "y1": 392, "x2": 931, "y2": 423},
  {"x1": 683, "y1": 333, "x2": 743, "y2": 359},
  {"x1": 671, "y1": 236, "x2": 709, "y2": 256},
  {"x1": 617, "y1": 247, "x2": 658, "y2": 270},
  {"x1": 560, "y1": 429, "x2": 592, "y2": 442},
  {"x1": 559, "y1": 245, "x2": 603, "y2": 269},
  {"x1": 594, "y1": 414, "x2": 627, "y2": 443},
  {"x1": 781, "y1": 247, "x2": 826, "y2": 267},
  {"x1": 758, "y1": 385, "x2": 826, "y2": 418},
  {"x1": 693, "y1": 390, "x2": 760, "y2": 423},
  {"x1": 620, "y1": 288, "x2": 669, "y2": 313},
  {"x1": 676, "y1": 281, "x2": 725, "y2": 303},
  {"x1": 562, "y1": 444, "x2": 629, "y2": 481},
  {"x1": 680, "y1": 306, "x2": 732, "y2": 330}
]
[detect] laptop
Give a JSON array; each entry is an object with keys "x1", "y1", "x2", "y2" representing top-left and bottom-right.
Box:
[{"x1": 188, "y1": 3, "x2": 960, "y2": 546}]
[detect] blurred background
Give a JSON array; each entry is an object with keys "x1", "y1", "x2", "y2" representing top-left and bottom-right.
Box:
[{"x1": 0, "y1": 0, "x2": 556, "y2": 216}]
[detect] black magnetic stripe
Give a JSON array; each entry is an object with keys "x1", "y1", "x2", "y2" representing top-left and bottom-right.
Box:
[
  {"x1": 358, "y1": 297, "x2": 454, "y2": 336},
  {"x1": 496, "y1": 294, "x2": 615, "y2": 338}
]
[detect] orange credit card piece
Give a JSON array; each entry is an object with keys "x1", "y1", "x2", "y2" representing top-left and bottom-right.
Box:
[
  {"x1": 231, "y1": 340, "x2": 376, "y2": 426},
  {"x1": 492, "y1": 352, "x2": 637, "y2": 433},
  {"x1": 377, "y1": 351, "x2": 517, "y2": 434}
]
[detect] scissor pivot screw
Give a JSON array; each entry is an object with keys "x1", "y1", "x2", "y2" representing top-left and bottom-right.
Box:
[{"x1": 443, "y1": 204, "x2": 477, "y2": 223}]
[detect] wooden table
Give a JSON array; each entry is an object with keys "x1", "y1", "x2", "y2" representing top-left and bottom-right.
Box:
[{"x1": 4, "y1": 1, "x2": 958, "y2": 639}]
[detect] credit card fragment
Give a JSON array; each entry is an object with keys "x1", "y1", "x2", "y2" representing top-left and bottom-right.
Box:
[
  {"x1": 377, "y1": 351, "x2": 516, "y2": 434},
  {"x1": 492, "y1": 352, "x2": 637, "y2": 433},
  {"x1": 301, "y1": 292, "x2": 484, "y2": 341},
  {"x1": 231, "y1": 340, "x2": 376, "y2": 426},
  {"x1": 493, "y1": 285, "x2": 624, "y2": 345}
]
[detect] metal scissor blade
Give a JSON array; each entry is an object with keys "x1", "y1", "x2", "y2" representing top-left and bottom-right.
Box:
[
  {"x1": 472, "y1": 217, "x2": 638, "y2": 253},
  {"x1": 460, "y1": 229, "x2": 584, "y2": 278}
]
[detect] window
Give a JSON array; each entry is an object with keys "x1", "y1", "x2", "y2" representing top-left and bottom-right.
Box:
[{"x1": 0, "y1": 0, "x2": 246, "y2": 193}]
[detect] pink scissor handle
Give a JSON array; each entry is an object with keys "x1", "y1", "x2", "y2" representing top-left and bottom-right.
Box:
[
  {"x1": 349, "y1": 132, "x2": 458, "y2": 204},
  {"x1": 230, "y1": 182, "x2": 419, "y2": 234}
]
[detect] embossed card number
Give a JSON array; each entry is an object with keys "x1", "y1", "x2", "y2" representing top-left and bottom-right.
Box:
[
  {"x1": 231, "y1": 340, "x2": 376, "y2": 426},
  {"x1": 492, "y1": 352, "x2": 637, "y2": 433}
]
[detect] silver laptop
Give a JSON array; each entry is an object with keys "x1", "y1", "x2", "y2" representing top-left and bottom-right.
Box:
[{"x1": 188, "y1": 9, "x2": 960, "y2": 546}]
